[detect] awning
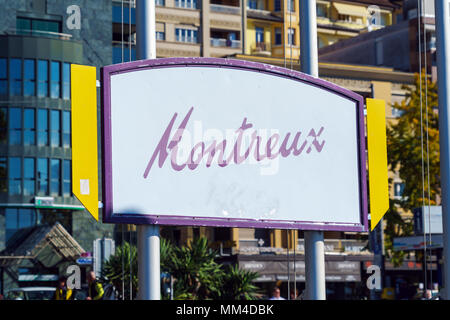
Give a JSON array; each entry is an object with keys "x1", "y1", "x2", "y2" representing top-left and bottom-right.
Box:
[
  {"x1": 239, "y1": 259, "x2": 361, "y2": 282},
  {"x1": 333, "y1": 3, "x2": 368, "y2": 17},
  {"x1": 0, "y1": 222, "x2": 85, "y2": 267}
]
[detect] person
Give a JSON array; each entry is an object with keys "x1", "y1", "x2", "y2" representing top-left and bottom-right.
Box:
[
  {"x1": 269, "y1": 287, "x2": 285, "y2": 300},
  {"x1": 53, "y1": 276, "x2": 73, "y2": 300},
  {"x1": 290, "y1": 288, "x2": 299, "y2": 300},
  {"x1": 86, "y1": 271, "x2": 104, "y2": 300}
]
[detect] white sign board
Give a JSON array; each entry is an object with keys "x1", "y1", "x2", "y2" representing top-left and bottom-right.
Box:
[{"x1": 102, "y1": 58, "x2": 367, "y2": 231}]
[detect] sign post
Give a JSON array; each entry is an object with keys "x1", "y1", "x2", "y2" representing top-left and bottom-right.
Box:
[
  {"x1": 435, "y1": 0, "x2": 450, "y2": 300},
  {"x1": 300, "y1": 0, "x2": 326, "y2": 300},
  {"x1": 135, "y1": 0, "x2": 159, "y2": 300}
]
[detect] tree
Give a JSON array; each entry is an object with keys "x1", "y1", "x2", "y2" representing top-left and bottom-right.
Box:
[
  {"x1": 385, "y1": 72, "x2": 439, "y2": 266},
  {"x1": 102, "y1": 241, "x2": 138, "y2": 300},
  {"x1": 214, "y1": 264, "x2": 260, "y2": 300}
]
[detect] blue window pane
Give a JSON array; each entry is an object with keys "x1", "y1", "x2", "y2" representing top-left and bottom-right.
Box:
[
  {"x1": 50, "y1": 61, "x2": 60, "y2": 98},
  {"x1": 50, "y1": 159, "x2": 60, "y2": 195},
  {"x1": 0, "y1": 58, "x2": 6, "y2": 95},
  {"x1": 0, "y1": 157, "x2": 6, "y2": 193},
  {"x1": 24, "y1": 108, "x2": 35, "y2": 145},
  {"x1": 24, "y1": 158, "x2": 35, "y2": 196},
  {"x1": 37, "y1": 158, "x2": 48, "y2": 195},
  {"x1": 0, "y1": 108, "x2": 6, "y2": 144},
  {"x1": 62, "y1": 63, "x2": 70, "y2": 99},
  {"x1": 62, "y1": 111, "x2": 70, "y2": 147},
  {"x1": 50, "y1": 110, "x2": 60, "y2": 147},
  {"x1": 9, "y1": 107, "x2": 22, "y2": 145},
  {"x1": 8, "y1": 157, "x2": 21, "y2": 195},
  {"x1": 37, "y1": 109, "x2": 48, "y2": 146},
  {"x1": 18, "y1": 209, "x2": 34, "y2": 228},
  {"x1": 9, "y1": 59, "x2": 22, "y2": 96},
  {"x1": 37, "y1": 60, "x2": 48, "y2": 97},
  {"x1": 24, "y1": 59, "x2": 35, "y2": 96},
  {"x1": 63, "y1": 159, "x2": 71, "y2": 196}
]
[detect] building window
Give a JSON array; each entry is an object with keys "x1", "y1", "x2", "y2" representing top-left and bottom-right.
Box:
[
  {"x1": 317, "y1": 4, "x2": 328, "y2": 18},
  {"x1": 37, "y1": 158, "x2": 48, "y2": 195},
  {"x1": 8, "y1": 157, "x2": 21, "y2": 196},
  {"x1": 175, "y1": 0, "x2": 197, "y2": 9},
  {"x1": 62, "y1": 111, "x2": 71, "y2": 148},
  {"x1": 175, "y1": 28, "x2": 198, "y2": 43},
  {"x1": 287, "y1": 0, "x2": 294, "y2": 12},
  {"x1": 24, "y1": 108, "x2": 36, "y2": 146},
  {"x1": 17, "y1": 17, "x2": 61, "y2": 34},
  {"x1": 156, "y1": 31, "x2": 165, "y2": 41},
  {"x1": 23, "y1": 157, "x2": 35, "y2": 196},
  {"x1": 275, "y1": 28, "x2": 282, "y2": 45},
  {"x1": 62, "y1": 63, "x2": 70, "y2": 100},
  {"x1": 50, "y1": 110, "x2": 60, "y2": 147},
  {"x1": 0, "y1": 107, "x2": 6, "y2": 144},
  {"x1": 0, "y1": 58, "x2": 7, "y2": 95},
  {"x1": 274, "y1": 0, "x2": 281, "y2": 12},
  {"x1": 5, "y1": 208, "x2": 37, "y2": 242},
  {"x1": 50, "y1": 159, "x2": 60, "y2": 196},
  {"x1": 9, "y1": 107, "x2": 22, "y2": 145},
  {"x1": 394, "y1": 182, "x2": 405, "y2": 198},
  {"x1": 255, "y1": 27, "x2": 264, "y2": 43},
  {"x1": 288, "y1": 28, "x2": 295, "y2": 45},
  {"x1": 37, "y1": 109, "x2": 48, "y2": 146},
  {"x1": 155, "y1": 0, "x2": 165, "y2": 6},
  {"x1": 38, "y1": 60, "x2": 48, "y2": 97},
  {"x1": 0, "y1": 157, "x2": 6, "y2": 193},
  {"x1": 9, "y1": 58, "x2": 22, "y2": 96},
  {"x1": 24, "y1": 59, "x2": 36, "y2": 96},
  {"x1": 50, "y1": 61, "x2": 60, "y2": 98},
  {"x1": 63, "y1": 159, "x2": 71, "y2": 196}
]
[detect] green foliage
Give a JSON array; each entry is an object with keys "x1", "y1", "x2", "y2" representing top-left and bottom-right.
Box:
[
  {"x1": 102, "y1": 241, "x2": 138, "y2": 300},
  {"x1": 387, "y1": 73, "x2": 440, "y2": 210},
  {"x1": 385, "y1": 72, "x2": 439, "y2": 266},
  {"x1": 103, "y1": 237, "x2": 260, "y2": 300},
  {"x1": 214, "y1": 264, "x2": 260, "y2": 300}
]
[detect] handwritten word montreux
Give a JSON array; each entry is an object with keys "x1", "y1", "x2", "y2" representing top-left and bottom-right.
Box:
[{"x1": 143, "y1": 107, "x2": 326, "y2": 179}]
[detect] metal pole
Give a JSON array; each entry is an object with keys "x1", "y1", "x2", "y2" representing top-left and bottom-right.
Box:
[
  {"x1": 137, "y1": 225, "x2": 160, "y2": 300},
  {"x1": 136, "y1": 0, "x2": 156, "y2": 61},
  {"x1": 435, "y1": 0, "x2": 450, "y2": 300},
  {"x1": 136, "y1": 0, "x2": 159, "y2": 300},
  {"x1": 300, "y1": 0, "x2": 326, "y2": 300}
]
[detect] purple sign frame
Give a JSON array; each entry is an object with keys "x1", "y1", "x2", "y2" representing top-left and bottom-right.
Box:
[{"x1": 101, "y1": 57, "x2": 368, "y2": 232}]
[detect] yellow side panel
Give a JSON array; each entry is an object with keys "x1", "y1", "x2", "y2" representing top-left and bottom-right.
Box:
[
  {"x1": 71, "y1": 64, "x2": 98, "y2": 221},
  {"x1": 367, "y1": 98, "x2": 389, "y2": 230}
]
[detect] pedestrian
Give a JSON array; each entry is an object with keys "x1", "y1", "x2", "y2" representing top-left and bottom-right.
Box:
[
  {"x1": 86, "y1": 271, "x2": 104, "y2": 300},
  {"x1": 53, "y1": 276, "x2": 73, "y2": 300},
  {"x1": 269, "y1": 286, "x2": 285, "y2": 300}
]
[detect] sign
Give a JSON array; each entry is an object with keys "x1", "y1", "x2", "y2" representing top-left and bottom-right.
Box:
[
  {"x1": 413, "y1": 206, "x2": 443, "y2": 235},
  {"x1": 239, "y1": 259, "x2": 361, "y2": 282},
  {"x1": 76, "y1": 257, "x2": 93, "y2": 265},
  {"x1": 366, "y1": 98, "x2": 389, "y2": 230},
  {"x1": 71, "y1": 64, "x2": 99, "y2": 221},
  {"x1": 102, "y1": 58, "x2": 367, "y2": 231},
  {"x1": 393, "y1": 234, "x2": 443, "y2": 251},
  {"x1": 34, "y1": 197, "x2": 54, "y2": 208}
]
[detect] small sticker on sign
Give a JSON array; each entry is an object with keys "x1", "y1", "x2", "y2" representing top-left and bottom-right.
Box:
[{"x1": 80, "y1": 179, "x2": 90, "y2": 195}]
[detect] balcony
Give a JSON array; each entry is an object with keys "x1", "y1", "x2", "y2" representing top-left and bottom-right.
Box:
[
  {"x1": 251, "y1": 42, "x2": 271, "y2": 56},
  {"x1": 210, "y1": 38, "x2": 241, "y2": 48},
  {"x1": 210, "y1": 4, "x2": 241, "y2": 15},
  {"x1": 3, "y1": 28, "x2": 73, "y2": 40}
]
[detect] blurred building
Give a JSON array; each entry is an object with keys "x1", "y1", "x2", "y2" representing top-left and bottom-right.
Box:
[{"x1": 0, "y1": 0, "x2": 114, "y2": 291}]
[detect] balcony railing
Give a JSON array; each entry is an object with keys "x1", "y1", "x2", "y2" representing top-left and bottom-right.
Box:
[
  {"x1": 251, "y1": 42, "x2": 271, "y2": 55},
  {"x1": 210, "y1": 4, "x2": 241, "y2": 14},
  {"x1": 210, "y1": 38, "x2": 241, "y2": 48},
  {"x1": 3, "y1": 29, "x2": 73, "y2": 40}
]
